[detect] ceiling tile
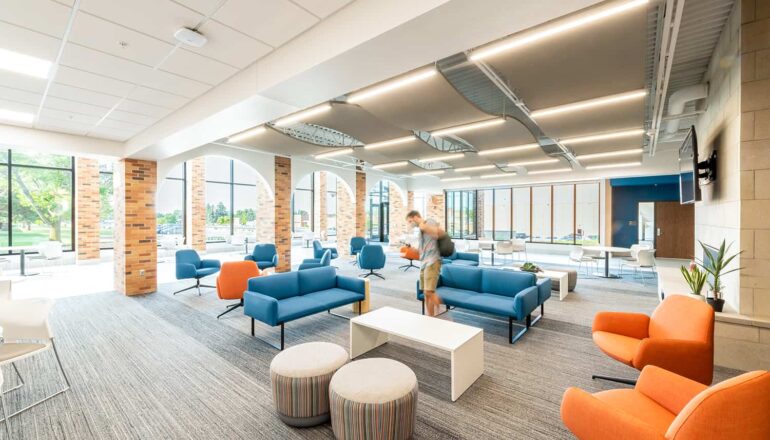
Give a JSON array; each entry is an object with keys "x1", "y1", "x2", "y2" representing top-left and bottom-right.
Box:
[
  {"x1": 0, "y1": 86, "x2": 43, "y2": 107},
  {"x1": 0, "y1": 0, "x2": 72, "y2": 39},
  {"x1": 69, "y1": 12, "x2": 173, "y2": 67},
  {"x1": 116, "y1": 99, "x2": 174, "y2": 118},
  {"x1": 79, "y1": 0, "x2": 203, "y2": 45},
  {"x1": 87, "y1": 126, "x2": 137, "y2": 141},
  {"x1": 98, "y1": 118, "x2": 147, "y2": 132},
  {"x1": 0, "y1": 21, "x2": 62, "y2": 61},
  {"x1": 44, "y1": 96, "x2": 110, "y2": 118},
  {"x1": 0, "y1": 71, "x2": 47, "y2": 94},
  {"x1": 39, "y1": 107, "x2": 101, "y2": 125},
  {"x1": 174, "y1": 0, "x2": 221, "y2": 15},
  {"x1": 36, "y1": 118, "x2": 90, "y2": 135},
  {"x1": 55, "y1": 66, "x2": 135, "y2": 97},
  {"x1": 213, "y1": 0, "x2": 318, "y2": 47},
  {"x1": 192, "y1": 20, "x2": 272, "y2": 68},
  {"x1": 0, "y1": 98, "x2": 38, "y2": 115},
  {"x1": 292, "y1": 0, "x2": 353, "y2": 19},
  {"x1": 48, "y1": 82, "x2": 123, "y2": 108},
  {"x1": 128, "y1": 86, "x2": 189, "y2": 108},
  {"x1": 108, "y1": 109, "x2": 157, "y2": 126},
  {"x1": 161, "y1": 48, "x2": 238, "y2": 85}
]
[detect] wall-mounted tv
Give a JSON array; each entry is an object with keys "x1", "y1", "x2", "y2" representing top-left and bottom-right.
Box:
[{"x1": 678, "y1": 126, "x2": 701, "y2": 204}]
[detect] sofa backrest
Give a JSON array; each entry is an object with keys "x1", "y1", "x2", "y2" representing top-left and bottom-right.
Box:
[
  {"x1": 440, "y1": 264, "x2": 482, "y2": 291},
  {"x1": 250, "y1": 270, "x2": 299, "y2": 300},
  {"x1": 298, "y1": 266, "x2": 337, "y2": 295},
  {"x1": 481, "y1": 269, "x2": 536, "y2": 297},
  {"x1": 176, "y1": 249, "x2": 201, "y2": 268},
  {"x1": 252, "y1": 243, "x2": 276, "y2": 261}
]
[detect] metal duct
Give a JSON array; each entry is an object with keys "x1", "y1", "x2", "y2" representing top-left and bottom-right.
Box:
[{"x1": 665, "y1": 83, "x2": 708, "y2": 133}]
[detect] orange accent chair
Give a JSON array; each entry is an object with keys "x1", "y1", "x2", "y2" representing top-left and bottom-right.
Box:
[
  {"x1": 592, "y1": 295, "x2": 714, "y2": 385},
  {"x1": 561, "y1": 365, "x2": 770, "y2": 440},
  {"x1": 216, "y1": 260, "x2": 260, "y2": 319},
  {"x1": 399, "y1": 246, "x2": 420, "y2": 271}
]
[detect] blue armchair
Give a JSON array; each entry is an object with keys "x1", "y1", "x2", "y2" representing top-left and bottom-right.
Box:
[
  {"x1": 298, "y1": 249, "x2": 332, "y2": 270},
  {"x1": 349, "y1": 237, "x2": 367, "y2": 265},
  {"x1": 358, "y1": 245, "x2": 386, "y2": 279},
  {"x1": 313, "y1": 240, "x2": 338, "y2": 260},
  {"x1": 245, "y1": 243, "x2": 278, "y2": 270},
  {"x1": 175, "y1": 249, "x2": 221, "y2": 295}
]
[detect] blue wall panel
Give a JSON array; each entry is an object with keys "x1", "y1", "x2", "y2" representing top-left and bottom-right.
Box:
[{"x1": 610, "y1": 175, "x2": 680, "y2": 247}]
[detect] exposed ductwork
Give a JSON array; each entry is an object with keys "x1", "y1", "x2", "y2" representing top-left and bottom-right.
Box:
[{"x1": 665, "y1": 83, "x2": 708, "y2": 134}]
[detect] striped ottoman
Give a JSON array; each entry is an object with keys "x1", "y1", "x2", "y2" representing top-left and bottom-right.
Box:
[
  {"x1": 270, "y1": 342, "x2": 349, "y2": 427},
  {"x1": 329, "y1": 358, "x2": 418, "y2": 440}
]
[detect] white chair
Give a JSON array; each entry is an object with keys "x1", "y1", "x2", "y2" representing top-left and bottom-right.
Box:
[
  {"x1": 29, "y1": 241, "x2": 63, "y2": 273},
  {"x1": 0, "y1": 298, "x2": 70, "y2": 425},
  {"x1": 159, "y1": 236, "x2": 178, "y2": 262},
  {"x1": 302, "y1": 231, "x2": 315, "y2": 248},
  {"x1": 479, "y1": 241, "x2": 494, "y2": 265},
  {"x1": 495, "y1": 240, "x2": 514, "y2": 265},
  {"x1": 570, "y1": 248, "x2": 598, "y2": 276},
  {"x1": 620, "y1": 249, "x2": 657, "y2": 284},
  {"x1": 466, "y1": 240, "x2": 480, "y2": 253},
  {"x1": 512, "y1": 239, "x2": 528, "y2": 261},
  {"x1": 455, "y1": 239, "x2": 468, "y2": 252}
]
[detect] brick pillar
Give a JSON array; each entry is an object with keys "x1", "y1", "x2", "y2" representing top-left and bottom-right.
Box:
[
  {"x1": 275, "y1": 157, "x2": 291, "y2": 272},
  {"x1": 337, "y1": 180, "x2": 354, "y2": 256},
  {"x1": 355, "y1": 171, "x2": 366, "y2": 237},
  {"x1": 428, "y1": 193, "x2": 445, "y2": 229},
  {"x1": 477, "y1": 189, "x2": 487, "y2": 239},
  {"x1": 389, "y1": 184, "x2": 407, "y2": 242},
  {"x1": 75, "y1": 157, "x2": 101, "y2": 261},
  {"x1": 407, "y1": 191, "x2": 414, "y2": 211},
  {"x1": 255, "y1": 180, "x2": 275, "y2": 243},
  {"x1": 114, "y1": 159, "x2": 157, "y2": 296},
  {"x1": 317, "y1": 172, "x2": 327, "y2": 240},
  {"x1": 189, "y1": 158, "x2": 206, "y2": 251}
]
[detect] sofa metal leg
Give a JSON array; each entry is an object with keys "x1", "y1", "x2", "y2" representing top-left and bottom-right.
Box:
[
  {"x1": 280, "y1": 323, "x2": 285, "y2": 351},
  {"x1": 531, "y1": 304, "x2": 544, "y2": 325},
  {"x1": 250, "y1": 318, "x2": 255, "y2": 336},
  {"x1": 217, "y1": 300, "x2": 243, "y2": 319},
  {"x1": 421, "y1": 300, "x2": 425, "y2": 315},
  {"x1": 591, "y1": 374, "x2": 637, "y2": 386},
  {"x1": 509, "y1": 315, "x2": 530, "y2": 344},
  {"x1": 2, "y1": 363, "x2": 25, "y2": 395},
  {"x1": 173, "y1": 284, "x2": 197, "y2": 295},
  {"x1": 358, "y1": 301, "x2": 362, "y2": 316}
]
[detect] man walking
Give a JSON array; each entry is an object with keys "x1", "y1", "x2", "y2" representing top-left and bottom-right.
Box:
[{"x1": 406, "y1": 210, "x2": 443, "y2": 317}]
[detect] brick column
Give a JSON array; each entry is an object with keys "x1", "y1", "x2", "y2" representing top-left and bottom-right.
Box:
[
  {"x1": 407, "y1": 191, "x2": 414, "y2": 211},
  {"x1": 337, "y1": 180, "x2": 354, "y2": 256},
  {"x1": 388, "y1": 184, "x2": 407, "y2": 242},
  {"x1": 255, "y1": 180, "x2": 275, "y2": 243},
  {"x1": 114, "y1": 159, "x2": 157, "y2": 296},
  {"x1": 317, "y1": 172, "x2": 327, "y2": 239},
  {"x1": 189, "y1": 158, "x2": 206, "y2": 251},
  {"x1": 275, "y1": 157, "x2": 292, "y2": 272},
  {"x1": 428, "y1": 193, "x2": 445, "y2": 229},
  {"x1": 477, "y1": 189, "x2": 487, "y2": 239},
  {"x1": 355, "y1": 171, "x2": 366, "y2": 237},
  {"x1": 75, "y1": 157, "x2": 101, "y2": 261}
]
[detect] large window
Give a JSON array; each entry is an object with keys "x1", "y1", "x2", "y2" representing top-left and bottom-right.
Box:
[
  {"x1": 493, "y1": 188, "x2": 511, "y2": 240},
  {"x1": 576, "y1": 183, "x2": 600, "y2": 245},
  {"x1": 292, "y1": 174, "x2": 314, "y2": 233},
  {"x1": 512, "y1": 187, "x2": 530, "y2": 240},
  {"x1": 480, "y1": 189, "x2": 493, "y2": 239},
  {"x1": 553, "y1": 184, "x2": 574, "y2": 244},
  {"x1": 205, "y1": 157, "x2": 259, "y2": 242},
  {"x1": 157, "y1": 163, "x2": 185, "y2": 238},
  {"x1": 0, "y1": 150, "x2": 74, "y2": 251},
  {"x1": 99, "y1": 161, "x2": 114, "y2": 249},
  {"x1": 531, "y1": 186, "x2": 551, "y2": 242},
  {"x1": 445, "y1": 190, "x2": 477, "y2": 239},
  {"x1": 368, "y1": 181, "x2": 389, "y2": 241},
  {"x1": 326, "y1": 174, "x2": 337, "y2": 237}
]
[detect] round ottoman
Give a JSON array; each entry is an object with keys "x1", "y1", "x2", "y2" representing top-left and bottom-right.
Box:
[
  {"x1": 329, "y1": 358, "x2": 418, "y2": 440},
  {"x1": 270, "y1": 342, "x2": 348, "y2": 427}
]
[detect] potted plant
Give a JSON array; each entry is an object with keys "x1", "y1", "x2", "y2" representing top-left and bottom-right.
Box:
[
  {"x1": 680, "y1": 261, "x2": 708, "y2": 297},
  {"x1": 521, "y1": 262, "x2": 542, "y2": 273},
  {"x1": 696, "y1": 240, "x2": 743, "y2": 312}
]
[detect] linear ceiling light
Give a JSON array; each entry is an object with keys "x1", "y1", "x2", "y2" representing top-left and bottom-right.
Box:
[
  {"x1": 227, "y1": 126, "x2": 266, "y2": 143},
  {"x1": 585, "y1": 161, "x2": 642, "y2": 170},
  {"x1": 477, "y1": 143, "x2": 539, "y2": 156},
  {"x1": 314, "y1": 148, "x2": 354, "y2": 159},
  {"x1": 454, "y1": 164, "x2": 496, "y2": 172},
  {"x1": 431, "y1": 118, "x2": 505, "y2": 137},
  {"x1": 469, "y1": 0, "x2": 649, "y2": 61},
  {"x1": 0, "y1": 48, "x2": 52, "y2": 79},
  {"x1": 481, "y1": 173, "x2": 513, "y2": 179},
  {"x1": 577, "y1": 148, "x2": 644, "y2": 160},
  {"x1": 507, "y1": 158, "x2": 559, "y2": 167},
  {"x1": 364, "y1": 136, "x2": 416, "y2": 150},
  {"x1": 348, "y1": 68, "x2": 436, "y2": 104},
  {"x1": 441, "y1": 176, "x2": 471, "y2": 182},
  {"x1": 417, "y1": 153, "x2": 465, "y2": 162},
  {"x1": 0, "y1": 109, "x2": 35, "y2": 124},
  {"x1": 372, "y1": 161, "x2": 409, "y2": 170},
  {"x1": 412, "y1": 170, "x2": 445, "y2": 176},
  {"x1": 275, "y1": 104, "x2": 331, "y2": 126},
  {"x1": 528, "y1": 168, "x2": 572, "y2": 175},
  {"x1": 561, "y1": 129, "x2": 645, "y2": 144},
  {"x1": 530, "y1": 90, "x2": 647, "y2": 119}
]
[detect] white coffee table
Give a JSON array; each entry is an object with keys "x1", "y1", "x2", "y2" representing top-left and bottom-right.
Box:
[
  {"x1": 506, "y1": 266, "x2": 569, "y2": 301},
  {"x1": 350, "y1": 306, "x2": 484, "y2": 401}
]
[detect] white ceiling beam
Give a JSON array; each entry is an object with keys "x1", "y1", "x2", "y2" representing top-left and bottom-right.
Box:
[{"x1": 0, "y1": 123, "x2": 123, "y2": 158}]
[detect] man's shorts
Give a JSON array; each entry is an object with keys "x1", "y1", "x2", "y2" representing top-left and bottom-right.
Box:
[{"x1": 419, "y1": 261, "x2": 441, "y2": 291}]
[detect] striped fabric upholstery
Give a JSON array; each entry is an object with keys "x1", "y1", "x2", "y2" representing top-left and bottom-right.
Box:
[
  {"x1": 271, "y1": 370, "x2": 335, "y2": 418},
  {"x1": 330, "y1": 385, "x2": 418, "y2": 440}
]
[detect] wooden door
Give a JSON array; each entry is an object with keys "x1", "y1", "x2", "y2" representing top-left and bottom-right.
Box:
[{"x1": 654, "y1": 201, "x2": 694, "y2": 259}]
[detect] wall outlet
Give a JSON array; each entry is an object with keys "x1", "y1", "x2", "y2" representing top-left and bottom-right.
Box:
[{"x1": 139, "y1": 269, "x2": 145, "y2": 277}]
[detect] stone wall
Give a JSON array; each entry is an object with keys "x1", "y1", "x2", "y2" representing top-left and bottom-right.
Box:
[
  {"x1": 114, "y1": 159, "x2": 157, "y2": 295},
  {"x1": 337, "y1": 179, "x2": 355, "y2": 256},
  {"x1": 388, "y1": 183, "x2": 408, "y2": 242},
  {"x1": 356, "y1": 171, "x2": 366, "y2": 237},
  {"x1": 255, "y1": 178, "x2": 275, "y2": 243},
  {"x1": 274, "y1": 157, "x2": 292, "y2": 272},
  {"x1": 428, "y1": 193, "x2": 445, "y2": 229},
  {"x1": 76, "y1": 157, "x2": 101, "y2": 261},
  {"x1": 189, "y1": 158, "x2": 206, "y2": 251}
]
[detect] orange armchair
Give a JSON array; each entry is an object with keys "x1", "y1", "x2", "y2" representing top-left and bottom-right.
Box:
[
  {"x1": 592, "y1": 295, "x2": 714, "y2": 385},
  {"x1": 399, "y1": 246, "x2": 420, "y2": 272},
  {"x1": 561, "y1": 365, "x2": 770, "y2": 440},
  {"x1": 216, "y1": 260, "x2": 260, "y2": 319}
]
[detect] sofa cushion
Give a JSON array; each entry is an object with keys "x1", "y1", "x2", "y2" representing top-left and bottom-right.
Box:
[
  {"x1": 277, "y1": 296, "x2": 326, "y2": 322},
  {"x1": 306, "y1": 288, "x2": 364, "y2": 310},
  {"x1": 452, "y1": 259, "x2": 479, "y2": 267},
  {"x1": 481, "y1": 270, "x2": 535, "y2": 298},
  {"x1": 440, "y1": 265, "x2": 482, "y2": 292},
  {"x1": 196, "y1": 267, "x2": 220, "y2": 278},
  {"x1": 435, "y1": 287, "x2": 478, "y2": 305},
  {"x1": 251, "y1": 271, "x2": 299, "y2": 300},
  {"x1": 463, "y1": 294, "x2": 517, "y2": 316},
  {"x1": 298, "y1": 266, "x2": 337, "y2": 295}
]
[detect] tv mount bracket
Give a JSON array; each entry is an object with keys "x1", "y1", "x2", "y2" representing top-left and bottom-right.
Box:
[{"x1": 697, "y1": 151, "x2": 717, "y2": 183}]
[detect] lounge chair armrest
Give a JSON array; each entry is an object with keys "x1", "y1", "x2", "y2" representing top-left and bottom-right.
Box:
[
  {"x1": 337, "y1": 275, "x2": 365, "y2": 294},
  {"x1": 243, "y1": 291, "x2": 279, "y2": 326},
  {"x1": 636, "y1": 365, "x2": 708, "y2": 415},
  {"x1": 592, "y1": 311, "x2": 650, "y2": 339},
  {"x1": 176, "y1": 262, "x2": 197, "y2": 279},
  {"x1": 513, "y1": 285, "x2": 539, "y2": 320},
  {"x1": 633, "y1": 339, "x2": 713, "y2": 384},
  {"x1": 244, "y1": 255, "x2": 255, "y2": 261},
  {"x1": 200, "y1": 259, "x2": 221, "y2": 269}
]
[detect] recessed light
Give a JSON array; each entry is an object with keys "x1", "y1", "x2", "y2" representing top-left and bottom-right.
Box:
[
  {"x1": 469, "y1": 0, "x2": 649, "y2": 61},
  {"x1": 0, "y1": 48, "x2": 51, "y2": 79},
  {"x1": 372, "y1": 161, "x2": 409, "y2": 170},
  {"x1": 561, "y1": 129, "x2": 645, "y2": 144},
  {"x1": 431, "y1": 119, "x2": 504, "y2": 137},
  {"x1": 412, "y1": 170, "x2": 445, "y2": 176},
  {"x1": 417, "y1": 153, "x2": 465, "y2": 162},
  {"x1": 507, "y1": 158, "x2": 560, "y2": 167},
  {"x1": 364, "y1": 136, "x2": 416, "y2": 150},
  {"x1": 477, "y1": 143, "x2": 539, "y2": 156},
  {"x1": 481, "y1": 173, "x2": 513, "y2": 179},
  {"x1": 441, "y1": 176, "x2": 471, "y2": 182},
  {"x1": 530, "y1": 90, "x2": 647, "y2": 119},
  {"x1": 314, "y1": 148, "x2": 354, "y2": 159},
  {"x1": 227, "y1": 126, "x2": 266, "y2": 143},
  {"x1": 454, "y1": 164, "x2": 496, "y2": 172},
  {"x1": 0, "y1": 109, "x2": 34, "y2": 124},
  {"x1": 528, "y1": 168, "x2": 572, "y2": 175},
  {"x1": 577, "y1": 148, "x2": 644, "y2": 160},
  {"x1": 275, "y1": 104, "x2": 331, "y2": 127},
  {"x1": 585, "y1": 161, "x2": 642, "y2": 170},
  {"x1": 348, "y1": 68, "x2": 436, "y2": 104}
]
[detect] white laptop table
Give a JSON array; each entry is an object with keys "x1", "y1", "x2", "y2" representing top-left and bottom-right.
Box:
[
  {"x1": 350, "y1": 306, "x2": 484, "y2": 401},
  {"x1": 505, "y1": 266, "x2": 570, "y2": 301}
]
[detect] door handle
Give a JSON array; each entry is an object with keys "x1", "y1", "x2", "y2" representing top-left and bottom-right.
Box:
[{"x1": 657, "y1": 228, "x2": 661, "y2": 237}]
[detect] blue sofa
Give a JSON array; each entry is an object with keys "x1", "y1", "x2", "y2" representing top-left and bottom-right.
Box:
[
  {"x1": 244, "y1": 266, "x2": 365, "y2": 350},
  {"x1": 245, "y1": 243, "x2": 278, "y2": 270},
  {"x1": 298, "y1": 249, "x2": 331, "y2": 270},
  {"x1": 442, "y1": 251, "x2": 480, "y2": 266},
  {"x1": 313, "y1": 240, "x2": 338, "y2": 260},
  {"x1": 174, "y1": 249, "x2": 221, "y2": 295},
  {"x1": 416, "y1": 265, "x2": 551, "y2": 343}
]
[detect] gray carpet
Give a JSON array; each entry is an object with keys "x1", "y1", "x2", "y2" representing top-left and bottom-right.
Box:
[{"x1": 0, "y1": 258, "x2": 741, "y2": 439}]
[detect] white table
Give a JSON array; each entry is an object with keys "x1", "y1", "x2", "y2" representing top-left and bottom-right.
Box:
[
  {"x1": 0, "y1": 245, "x2": 40, "y2": 276},
  {"x1": 350, "y1": 306, "x2": 484, "y2": 401},
  {"x1": 506, "y1": 266, "x2": 569, "y2": 301},
  {"x1": 582, "y1": 245, "x2": 630, "y2": 278},
  {"x1": 478, "y1": 241, "x2": 496, "y2": 265}
]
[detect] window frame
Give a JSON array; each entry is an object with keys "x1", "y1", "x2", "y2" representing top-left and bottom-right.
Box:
[{"x1": 205, "y1": 159, "x2": 259, "y2": 242}]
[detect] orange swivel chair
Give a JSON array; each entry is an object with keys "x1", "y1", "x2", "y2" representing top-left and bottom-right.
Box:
[
  {"x1": 399, "y1": 246, "x2": 420, "y2": 272},
  {"x1": 561, "y1": 365, "x2": 770, "y2": 440},
  {"x1": 216, "y1": 260, "x2": 260, "y2": 319},
  {"x1": 592, "y1": 295, "x2": 714, "y2": 385}
]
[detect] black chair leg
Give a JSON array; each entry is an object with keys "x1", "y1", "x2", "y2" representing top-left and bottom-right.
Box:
[
  {"x1": 591, "y1": 375, "x2": 637, "y2": 386},
  {"x1": 217, "y1": 300, "x2": 243, "y2": 319},
  {"x1": 173, "y1": 284, "x2": 197, "y2": 295},
  {"x1": 249, "y1": 318, "x2": 284, "y2": 350}
]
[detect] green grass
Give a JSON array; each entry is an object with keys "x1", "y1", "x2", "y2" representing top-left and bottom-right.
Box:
[{"x1": 0, "y1": 225, "x2": 73, "y2": 247}]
